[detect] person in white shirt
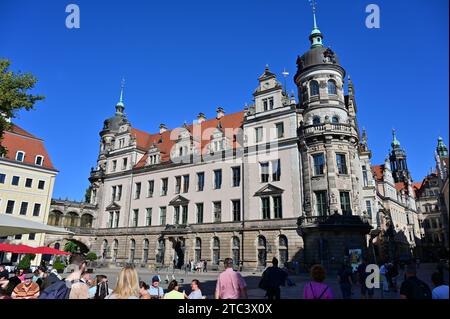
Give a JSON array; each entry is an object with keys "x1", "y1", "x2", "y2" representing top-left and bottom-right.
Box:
[
  {"x1": 431, "y1": 272, "x2": 449, "y2": 300},
  {"x1": 188, "y1": 279, "x2": 203, "y2": 299}
]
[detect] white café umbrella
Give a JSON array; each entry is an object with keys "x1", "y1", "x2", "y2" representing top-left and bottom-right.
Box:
[{"x1": 0, "y1": 214, "x2": 74, "y2": 236}]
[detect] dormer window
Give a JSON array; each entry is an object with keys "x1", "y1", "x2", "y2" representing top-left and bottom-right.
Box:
[
  {"x1": 327, "y1": 80, "x2": 337, "y2": 95},
  {"x1": 16, "y1": 151, "x2": 25, "y2": 162},
  {"x1": 35, "y1": 155, "x2": 44, "y2": 166},
  {"x1": 310, "y1": 80, "x2": 319, "y2": 96}
]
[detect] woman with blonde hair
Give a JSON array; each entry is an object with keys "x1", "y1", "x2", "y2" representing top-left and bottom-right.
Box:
[{"x1": 106, "y1": 266, "x2": 140, "y2": 299}]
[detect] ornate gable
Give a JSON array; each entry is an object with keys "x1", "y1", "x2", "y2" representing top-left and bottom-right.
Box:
[{"x1": 254, "y1": 184, "x2": 284, "y2": 197}]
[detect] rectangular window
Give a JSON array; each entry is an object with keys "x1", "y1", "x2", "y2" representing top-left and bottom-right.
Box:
[
  {"x1": 31, "y1": 205, "x2": 42, "y2": 223},
  {"x1": 161, "y1": 178, "x2": 168, "y2": 196},
  {"x1": 132, "y1": 209, "x2": 139, "y2": 227},
  {"x1": 14, "y1": 235, "x2": 22, "y2": 240},
  {"x1": 263, "y1": 99, "x2": 268, "y2": 111},
  {"x1": 260, "y1": 162, "x2": 269, "y2": 183},
  {"x1": 145, "y1": 208, "x2": 152, "y2": 226},
  {"x1": 336, "y1": 154, "x2": 348, "y2": 175},
  {"x1": 213, "y1": 201, "x2": 221, "y2": 223},
  {"x1": 362, "y1": 165, "x2": 369, "y2": 187},
  {"x1": 214, "y1": 169, "x2": 222, "y2": 189},
  {"x1": 197, "y1": 172, "x2": 205, "y2": 191},
  {"x1": 160, "y1": 207, "x2": 167, "y2": 225},
  {"x1": 182, "y1": 205, "x2": 188, "y2": 224},
  {"x1": 38, "y1": 180, "x2": 45, "y2": 190},
  {"x1": 269, "y1": 97, "x2": 274, "y2": 110},
  {"x1": 109, "y1": 212, "x2": 114, "y2": 228},
  {"x1": 28, "y1": 233, "x2": 36, "y2": 241},
  {"x1": 273, "y1": 196, "x2": 283, "y2": 219},
  {"x1": 112, "y1": 160, "x2": 117, "y2": 172},
  {"x1": 183, "y1": 175, "x2": 189, "y2": 193},
  {"x1": 112, "y1": 186, "x2": 117, "y2": 201},
  {"x1": 232, "y1": 200, "x2": 241, "y2": 222},
  {"x1": 366, "y1": 200, "x2": 372, "y2": 218},
  {"x1": 261, "y1": 197, "x2": 270, "y2": 219},
  {"x1": 12, "y1": 176, "x2": 20, "y2": 186},
  {"x1": 25, "y1": 178, "x2": 32, "y2": 188},
  {"x1": 20, "y1": 202, "x2": 28, "y2": 215},
  {"x1": 255, "y1": 127, "x2": 263, "y2": 143},
  {"x1": 313, "y1": 154, "x2": 325, "y2": 176},
  {"x1": 232, "y1": 167, "x2": 241, "y2": 187},
  {"x1": 114, "y1": 211, "x2": 120, "y2": 228},
  {"x1": 117, "y1": 185, "x2": 122, "y2": 201},
  {"x1": 6, "y1": 200, "x2": 15, "y2": 214},
  {"x1": 148, "y1": 180, "x2": 154, "y2": 197},
  {"x1": 272, "y1": 159, "x2": 281, "y2": 181},
  {"x1": 196, "y1": 203, "x2": 204, "y2": 224},
  {"x1": 0, "y1": 173, "x2": 5, "y2": 184},
  {"x1": 122, "y1": 157, "x2": 128, "y2": 170},
  {"x1": 175, "y1": 176, "x2": 181, "y2": 194},
  {"x1": 174, "y1": 206, "x2": 180, "y2": 225},
  {"x1": 134, "y1": 182, "x2": 141, "y2": 199},
  {"x1": 276, "y1": 122, "x2": 284, "y2": 139},
  {"x1": 340, "y1": 192, "x2": 352, "y2": 216},
  {"x1": 315, "y1": 191, "x2": 328, "y2": 216}
]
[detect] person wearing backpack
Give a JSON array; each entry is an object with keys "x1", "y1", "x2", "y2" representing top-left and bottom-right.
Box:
[
  {"x1": 303, "y1": 264, "x2": 334, "y2": 299},
  {"x1": 399, "y1": 264, "x2": 432, "y2": 299}
]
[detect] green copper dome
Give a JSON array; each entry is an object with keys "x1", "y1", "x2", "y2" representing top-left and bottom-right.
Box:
[{"x1": 437, "y1": 136, "x2": 448, "y2": 157}]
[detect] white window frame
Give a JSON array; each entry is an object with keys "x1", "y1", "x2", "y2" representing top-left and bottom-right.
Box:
[
  {"x1": 35, "y1": 155, "x2": 44, "y2": 166},
  {"x1": 16, "y1": 151, "x2": 25, "y2": 162}
]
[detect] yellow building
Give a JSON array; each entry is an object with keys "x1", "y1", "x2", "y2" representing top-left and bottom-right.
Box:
[{"x1": 0, "y1": 124, "x2": 58, "y2": 265}]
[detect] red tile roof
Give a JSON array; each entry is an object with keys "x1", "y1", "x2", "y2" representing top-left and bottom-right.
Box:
[
  {"x1": 0, "y1": 124, "x2": 57, "y2": 171},
  {"x1": 134, "y1": 111, "x2": 245, "y2": 168}
]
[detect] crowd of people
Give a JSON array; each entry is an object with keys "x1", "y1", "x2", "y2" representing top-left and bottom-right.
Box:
[{"x1": 0, "y1": 255, "x2": 448, "y2": 300}]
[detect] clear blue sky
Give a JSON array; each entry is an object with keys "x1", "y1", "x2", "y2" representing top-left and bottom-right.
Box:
[{"x1": 1, "y1": 0, "x2": 448, "y2": 201}]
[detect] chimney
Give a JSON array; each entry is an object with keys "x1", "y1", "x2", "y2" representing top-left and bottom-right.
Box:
[
  {"x1": 159, "y1": 124, "x2": 167, "y2": 134},
  {"x1": 197, "y1": 112, "x2": 206, "y2": 124},
  {"x1": 216, "y1": 107, "x2": 225, "y2": 119}
]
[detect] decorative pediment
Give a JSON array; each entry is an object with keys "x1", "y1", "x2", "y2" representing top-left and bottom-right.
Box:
[
  {"x1": 254, "y1": 184, "x2": 284, "y2": 197},
  {"x1": 106, "y1": 202, "x2": 121, "y2": 211},
  {"x1": 169, "y1": 195, "x2": 190, "y2": 206}
]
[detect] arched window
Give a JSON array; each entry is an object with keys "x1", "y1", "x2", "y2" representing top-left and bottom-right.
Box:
[
  {"x1": 80, "y1": 214, "x2": 93, "y2": 228},
  {"x1": 232, "y1": 236, "x2": 240, "y2": 266},
  {"x1": 310, "y1": 81, "x2": 319, "y2": 96},
  {"x1": 143, "y1": 239, "x2": 149, "y2": 263},
  {"x1": 257, "y1": 236, "x2": 267, "y2": 267},
  {"x1": 112, "y1": 240, "x2": 119, "y2": 262},
  {"x1": 212, "y1": 237, "x2": 220, "y2": 266},
  {"x1": 195, "y1": 238, "x2": 202, "y2": 262},
  {"x1": 15, "y1": 151, "x2": 25, "y2": 162},
  {"x1": 102, "y1": 240, "x2": 108, "y2": 260},
  {"x1": 312, "y1": 116, "x2": 321, "y2": 125},
  {"x1": 327, "y1": 80, "x2": 337, "y2": 95},
  {"x1": 278, "y1": 235, "x2": 288, "y2": 266},
  {"x1": 65, "y1": 212, "x2": 79, "y2": 227},
  {"x1": 48, "y1": 211, "x2": 63, "y2": 226},
  {"x1": 156, "y1": 238, "x2": 165, "y2": 264},
  {"x1": 331, "y1": 116, "x2": 339, "y2": 124},
  {"x1": 129, "y1": 239, "x2": 136, "y2": 263}
]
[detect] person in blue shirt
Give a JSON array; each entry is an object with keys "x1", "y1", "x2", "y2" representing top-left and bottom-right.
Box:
[{"x1": 148, "y1": 275, "x2": 164, "y2": 299}]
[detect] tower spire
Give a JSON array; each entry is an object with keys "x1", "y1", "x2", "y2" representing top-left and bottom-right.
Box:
[
  {"x1": 391, "y1": 128, "x2": 400, "y2": 148},
  {"x1": 308, "y1": 0, "x2": 323, "y2": 48},
  {"x1": 116, "y1": 77, "x2": 125, "y2": 115}
]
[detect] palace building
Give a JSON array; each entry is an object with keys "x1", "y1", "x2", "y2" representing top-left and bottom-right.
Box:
[{"x1": 45, "y1": 13, "x2": 426, "y2": 271}]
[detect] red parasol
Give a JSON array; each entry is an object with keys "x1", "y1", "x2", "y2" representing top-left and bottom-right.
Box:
[
  {"x1": 34, "y1": 246, "x2": 71, "y2": 255},
  {"x1": 0, "y1": 243, "x2": 38, "y2": 254}
]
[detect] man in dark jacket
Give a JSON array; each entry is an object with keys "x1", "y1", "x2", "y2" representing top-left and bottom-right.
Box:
[
  {"x1": 261, "y1": 257, "x2": 287, "y2": 300},
  {"x1": 400, "y1": 264, "x2": 432, "y2": 299}
]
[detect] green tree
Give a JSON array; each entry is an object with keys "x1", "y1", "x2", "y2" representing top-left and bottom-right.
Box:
[
  {"x1": 0, "y1": 59, "x2": 45, "y2": 155},
  {"x1": 86, "y1": 252, "x2": 97, "y2": 262},
  {"x1": 63, "y1": 241, "x2": 80, "y2": 254},
  {"x1": 84, "y1": 186, "x2": 92, "y2": 203},
  {"x1": 18, "y1": 254, "x2": 36, "y2": 270}
]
